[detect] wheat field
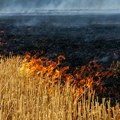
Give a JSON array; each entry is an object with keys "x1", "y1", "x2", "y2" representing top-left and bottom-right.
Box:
[{"x1": 0, "y1": 56, "x2": 120, "y2": 120}]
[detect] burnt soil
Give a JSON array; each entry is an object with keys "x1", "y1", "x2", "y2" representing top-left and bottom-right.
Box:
[{"x1": 0, "y1": 14, "x2": 120, "y2": 103}]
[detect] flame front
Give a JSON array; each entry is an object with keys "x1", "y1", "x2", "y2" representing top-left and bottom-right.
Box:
[{"x1": 19, "y1": 53, "x2": 118, "y2": 97}]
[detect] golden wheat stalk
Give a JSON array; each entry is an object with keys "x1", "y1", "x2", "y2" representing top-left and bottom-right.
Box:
[{"x1": 0, "y1": 56, "x2": 119, "y2": 120}]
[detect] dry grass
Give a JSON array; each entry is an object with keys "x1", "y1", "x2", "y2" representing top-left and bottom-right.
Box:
[{"x1": 0, "y1": 56, "x2": 120, "y2": 120}]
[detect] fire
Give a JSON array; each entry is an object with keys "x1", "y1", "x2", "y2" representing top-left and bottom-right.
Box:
[{"x1": 19, "y1": 53, "x2": 118, "y2": 97}]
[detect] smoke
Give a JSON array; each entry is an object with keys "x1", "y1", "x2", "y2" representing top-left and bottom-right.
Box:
[
  {"x1": 14, "y1": 18, "x2": 40, "y2": 26},
  {"x1": 0, "y1": 0, "x2": 120, "y2": 13}
]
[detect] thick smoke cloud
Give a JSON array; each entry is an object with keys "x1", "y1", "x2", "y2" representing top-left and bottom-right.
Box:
[{"x1": 0, "y1": 0, "x2": 120, "y2": 13}]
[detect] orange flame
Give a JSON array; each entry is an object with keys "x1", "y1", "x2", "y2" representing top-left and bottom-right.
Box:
[{"x1": 19, "y1": 53, "x2": 118, "y2": 97}]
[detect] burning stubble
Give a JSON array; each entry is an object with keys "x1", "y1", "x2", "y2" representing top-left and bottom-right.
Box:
[{"x1": 0, "y1": 56, "x2": 120, "y2": 120}]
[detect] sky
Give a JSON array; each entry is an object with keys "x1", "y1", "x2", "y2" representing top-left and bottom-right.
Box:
[{"x1": 0, "y1": 0, "x2": 120, "y2": 12}]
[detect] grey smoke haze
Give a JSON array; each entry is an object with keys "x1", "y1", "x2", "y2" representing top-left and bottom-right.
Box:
[{"x1": 0, "y1": 0, "x2": 120, "y2": 13}]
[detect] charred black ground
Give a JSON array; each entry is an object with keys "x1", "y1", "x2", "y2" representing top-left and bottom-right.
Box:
[
  {"x1": 0, "y1": 14, "x2": 120, "y2": 103},
  {"x1": 0, "y1": 14, "x2": 120, "y2": 66}
]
